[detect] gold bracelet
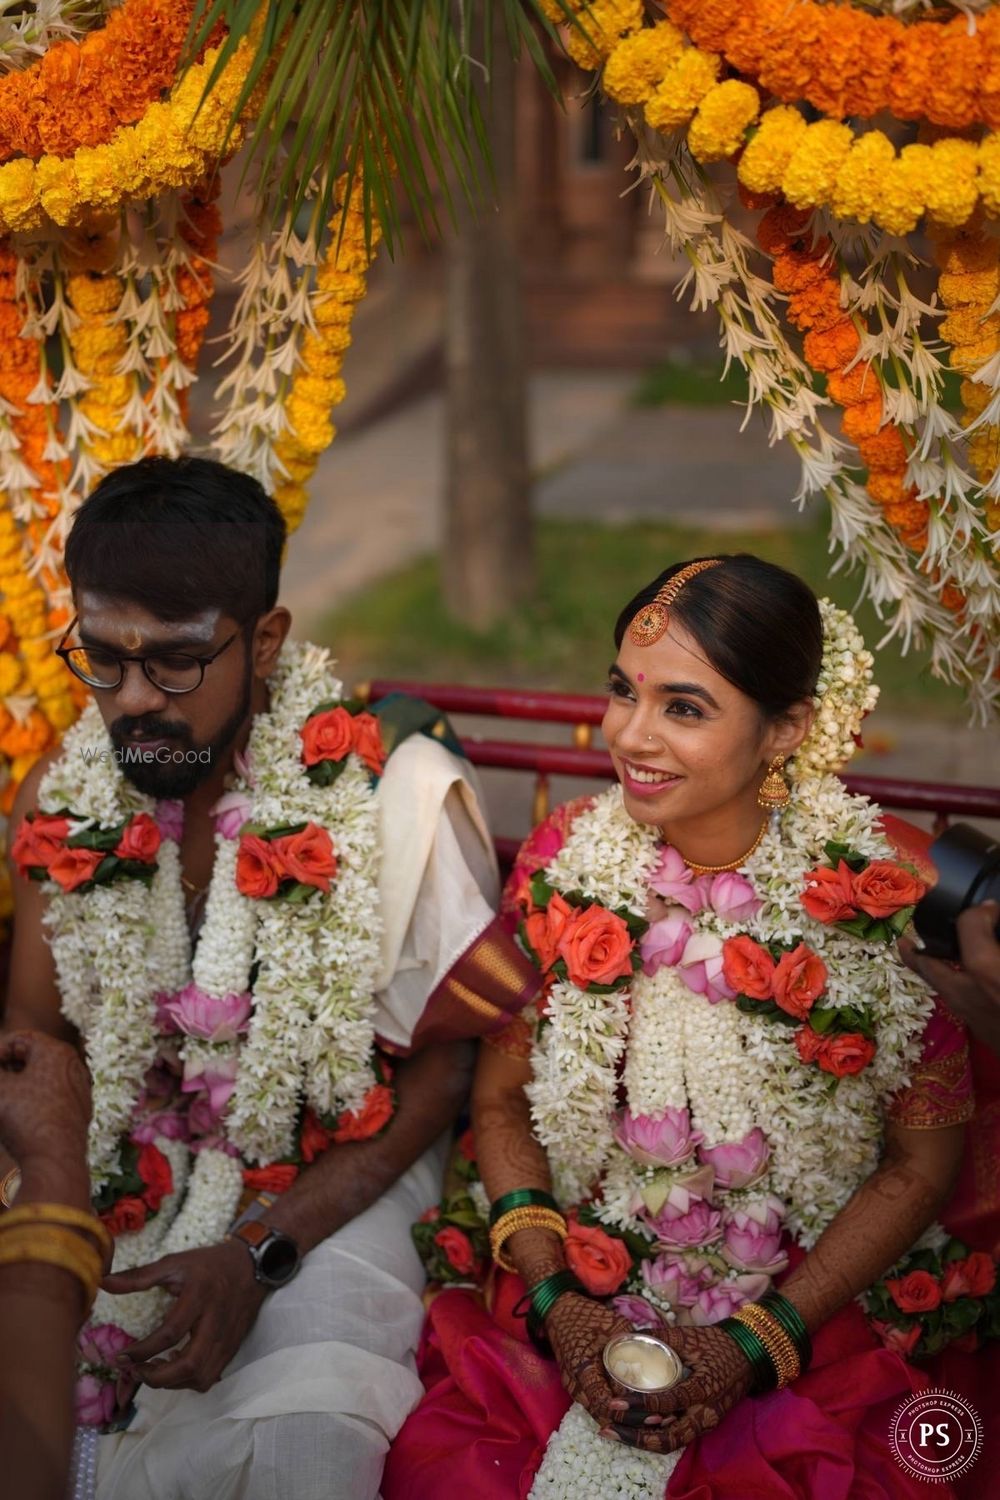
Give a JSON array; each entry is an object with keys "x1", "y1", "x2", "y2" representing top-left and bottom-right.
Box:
[
  {"x1": 732, "y1": 1303, "x2": 800, "y2": 1387},
  {"x1": 0, "y1": 1167, "x2": 20, "y2": 1208},
  {"x1": 0, "y1": 1224, "x2": 101, "y2": 1311},
  {"x1": 0, "y1": 1202, "x2": 112, "y2": 1260},
  {"x1": 489, "y1": 1207, "x2": 567, "y2": 1273}
]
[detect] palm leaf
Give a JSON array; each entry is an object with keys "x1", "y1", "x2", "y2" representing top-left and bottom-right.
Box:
[{"x1": 185, "y1": 1, "x2": 582, "y2": 252}]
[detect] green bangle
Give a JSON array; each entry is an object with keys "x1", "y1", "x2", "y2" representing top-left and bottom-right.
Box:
[
  {"x1": 526, "y1": 1268, "x2": 586, "y2": 1345},
  {"x1": 759, "y1": 1291, "x2": 813, "y2": 1372},
  {"x1": 719, "y1": 1317, "x2": 777, "y2": 1394},
  {"x1": 488, "y1": 1189, "x2": 560, "y2": 1230}
]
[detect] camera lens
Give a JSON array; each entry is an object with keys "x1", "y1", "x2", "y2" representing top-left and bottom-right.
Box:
[{"x1": 913, "y1": 823, "x2": 1000, "y2": 962}]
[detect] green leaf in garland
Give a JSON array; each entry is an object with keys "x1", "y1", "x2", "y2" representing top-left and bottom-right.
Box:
[{"x1": 529, "y1": 870, "x2": 555, "y2": 909}]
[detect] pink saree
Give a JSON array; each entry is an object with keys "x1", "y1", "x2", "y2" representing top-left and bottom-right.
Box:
[{"x1": 384, "y1": 812, "x2": 991, "y2": 1500}]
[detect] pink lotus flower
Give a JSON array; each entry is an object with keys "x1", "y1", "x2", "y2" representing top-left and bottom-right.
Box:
[
  {"x1": 649, "y1": 845, "x2": 711, "y2": 915},
  {"x1": 677, "y1": 932, "x2": 736, "y2": 1003},
  {"x1": 645, "y1": 1187, "x2": 723, "y2": 1249},
  {"x1": 181, "y1": 1054, "x2": 239, "y2": 1117},
  {"x1": 130, "y1": 1110, "x2": 188, "y2": 1145},
  {"x1": 871, "y1": 1319, "x2": 921, "y2": 1358},
  {"x1": 633, "y1": 1161, "x2": 715, "y2": 1220},
  {"x1": 164, "y1": 984, "x2": 252, "y2": 1043},
  {"x1": 211, "y1": 788, "x2": 253, "y2": 841},
  {"x1": 721, "y1": 1197, "x2": 788, "y2": 1274},
  {"x1": 640, "y1": 911, "x2": 694, "y2": 975},
  {"x1": 612, "y1": 1293, "x2": 664, "y2": 1330},
  {"x1": 707, "y1": 871, "x2": 762, "y2": 924},
  {"x1": 698, "y1": 1128, "x2": 771, "y2": 1190},
  {"x1": 75, "y1": 1373, "x2": 117, "y2": 1427},
  {"x1": 615, "y1": 1106, "x2": 701, "y2": 1168},
  {"x1": 153, "y1": 991, "x2": 181, "y2": 1035},
  {"x1": 154, "y1": 799, "x2": 184, "y2": 843},
  {"x1": 78, "y1": 1323, "x2": 133, "y2": 1368},
  {"x1": 689, "y1": 1273, "x2": 772, "y2": 1326},
  {"x1": 641, "y1": 1253, "x2": 711, "y2": 1308}
]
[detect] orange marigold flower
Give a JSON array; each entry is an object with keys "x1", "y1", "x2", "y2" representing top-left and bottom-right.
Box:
[
  {"x1": 802, "y1": 320, "x2": 861, "y2": 374},
  {"x1": 841, "y1": 398, "x2": 884, "y2": 441},
  {"x1": 857, "y1": 428, "x2": 908, "y2": 472},
  {"x1": 827, "y1": 365, "x2": 875, "y2": 407}
]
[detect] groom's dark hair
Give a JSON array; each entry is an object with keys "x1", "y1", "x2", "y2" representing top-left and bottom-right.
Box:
[{"x1": 65, "y1": 455, "x2": 287, "y2": 624}]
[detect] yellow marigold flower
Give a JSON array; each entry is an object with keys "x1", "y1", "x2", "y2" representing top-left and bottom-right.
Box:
[
  {"x1": 968, "y1": 427, "x2": 1000, "y2": 475},
  {"x1": 688, "y1": 79, "x2": 759, "y2": 164},
  {"x1": 873, "y1": 143, "x2": 931, "y2": 236},
  {"x1": 960, "y1": 379, "x2": 994, "y2": 419},
  {"x1": 781, "y1": 119, "x2": 853, "y2": 212},
  {"x1": 79, "y1": 378, "x2": 134, "y2": 416},
  {"x1": 294, "y1": 374, "x2": 347, "y2": 409},
  {"x1": 17, "y1": 637, "x2": 49, "y2": 664},
  {"x1": 923, "y1": 139, "x2": 979, "y2": 229},
  {"x1": 9, "y1": 753, "x2": 37, "y2": 787},
  {"x1": 75, "y1": 143, "x2": 140, "y2": 215},
  {"x1": 985, "y1": 497, "x2": 1000, "y2": 535},
  {"x1": 978, "y1": 134, "x2": 1000, "y2": 220},
  {"x1": 0, "y1": 655, "x2": 23, "y2": 696},
  {"x1": 89, "y1": 432, "x2": 142, "y2": 466},
  {"x1": 328, "y1": 242, "x2": 376, "y2": 275},
  {"x1": 272, "y1": 482, "x2": 309, "y2": 533},
  {"x1": 536, "y1": 0, "x2": 585, "y2": 20},
  {"x1": 940, "y1": 269, "x2": 1000, "y2": 308},
  {"x1": 313, "y1": 297, "x2": 354, "y2": 329},
  {"x1": 313, "y1": 267, "x2": 368, "y2": 300},
  {"x1": 0, "y1": 157, "x2": 41, "y2": 233},
  {"x1": 2, "y1": 573, "x2": 33, "y2": 602},
  {"x1": 45, "y1": 696, "x2": 77, "y2": 731},
  {"x1": 830, "y1": 131, "x2": 896, "y2": 226},
  {"x1": 286, "y1": 395, "x2": 335, "y2": 455},
  {"x1": 301, "y1": 328, "x2": 351, "y2": 366},
  {"x1": 69, "y1": 324, "x2": 127, "y2": 372},
  {"x1": 35, "y1": 157, "x2": 80, "y2": 226},
  {"x1": 940, "y1": 308, "x2": 993, "y2": 346},
  {"x1": 737, "y1": 105, "x2": 807, "y2": 194},
  {"x1": 603, "y1": 20, "x2": 684, "y2": 105},
  {"x1": 564, "y1": 0, "x2": 643, "y2": 70},
  {"x1": 272, "y1": 442, "x2": 318, "y2": 485},
  {"x1": 645, "y1": 48, "x2": 721, "y2": 132},
  {"x1": 65, "y1": 274, "x2": 121, "y2": 317}
]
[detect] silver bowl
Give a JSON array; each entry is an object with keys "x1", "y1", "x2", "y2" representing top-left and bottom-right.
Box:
[{"x1": 602, "y1": 1332, "x2": 684, "y2": 1394}]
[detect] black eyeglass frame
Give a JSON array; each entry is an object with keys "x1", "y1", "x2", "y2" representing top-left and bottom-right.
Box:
[{"x1": 55, "y1": 617, "x2": 241, "y2": 695}]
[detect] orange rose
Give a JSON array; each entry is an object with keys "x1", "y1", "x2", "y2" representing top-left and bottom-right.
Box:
[
  {"x1": 100, "y1": 1195, "x2": 148, "y2": 1237},
  {"x1": 242, "y1": 1164, "x2": 300, "y2": 1194},
  {"x1": 300, "y1": 1108, "x2": 335, "y2": 1164},
  {"x1": 557, "y1": 904, "x2": 634, "y2": 990},
  {"x1": 271, "y1": 823, "x2": 338, "y2": 893},
  {"x1": 300, "y1": 706, "x2": 354, "y2": 767},
  {"x1": 794, "y1": 1026, "x2": 826, "y2": 1066},
  {"x1": 48, "y1": 846, "x2": 104, "y2": 892},
  {"x1": 564, "y1": 1221, "x2": 631, "y2": 1296},
  {"x1": 817, "y1": 1032, "x2": 877, "y2": 1078},
  {"x1": 524, "y1": 891, "x2": 574, "y2": 972},
  {"x1": 10, "y1": 812, "x2": 69, "y2": 874},
  {"x1": 801, "y1": 861, "x2": 858, "y2": 924},
  {"x1": 351, "y1": 712, "x2": 387, "y2": 776},
  {"x1": 851, "y1": 862, "x2": 926, "y2": 920},
  {"x1": 434, "y1": 1226, "x2": 477, "y2": 1276},
  {"x1": 332, "y1": 1083, "x2": 394, "y2": 1142},
  {"x1": 887, "y1": 1269, "x2": 942, "y2": 1315},
  {"x1": 115, "y1": 811, "x2": 161, "y2": 864},
  {"x1": 941, "y1": 1252, "x2": 996, "y2": 1302},
  {"x1": 136, "y1": 1142, "x2": 173, "y2": 1211},
  {"x1": 771, "y1": 943, "x2": 827, "y2": 1019},
  {"x1": 722, "y1": 935, "x2": 775, "y2": 1000},
  {"x1": 235, "y1": 834, "x2": 281, "y2": 899}
]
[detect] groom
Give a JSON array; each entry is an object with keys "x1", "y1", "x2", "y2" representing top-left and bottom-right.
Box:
[{"x1": 3, "y1": 455, "x2": 538, "y2": 1499}]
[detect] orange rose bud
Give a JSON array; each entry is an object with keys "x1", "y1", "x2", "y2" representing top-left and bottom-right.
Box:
[
  {"x1": 300, "y1": 705, "x2": 354, "y2": 766},
  {"x1": 332, "y1": 1083, "x2": 394, "y2": 1142},
  {"x1": 722, "y1": 935, "x2": 776, "y2": 999},
  {"x1": 794, "y1": 1026, "x2": 826, "y2": 1066},
  {"x1": 10, "y1": 812, "x2": 69, "y2": 874},
  {"x1": 48, "y1": 845, "x2": 104, "y2": 892},
  {"x1": 771, "y1": 943, "x2": 828, "y2": 1019},
  {"x1": 851, "y1": 861, "x2": 926, "y2": 920},
  {"x1": 235, "y1": 834, "x2": 282, "y2": 899},
  {"x1": 271, "y1": 822, "x2": 337, "y2": 892},
  {"x1": 564, "y1": 1221, "x2": 631, "y2": 1297},
  {"x1": 817, "y1": 1032, "x2": 877, "y2": 1078},
  {"x1": 100, "y1": 1195, "x2": 148, "y2": 1237},
  {"x1": 351, "y1": 712, "x2": 387, "y2": 776},
  {"x1": 556, "y1": 904, "x2": 634, "y2": 990},
  {"x1": 524, "y1": 891, "x2": 574, "y2": 972}
]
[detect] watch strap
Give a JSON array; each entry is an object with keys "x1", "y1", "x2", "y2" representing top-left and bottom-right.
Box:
[{"x1": 231, "y1": 1219, "x2": 271, "y2": 1249}]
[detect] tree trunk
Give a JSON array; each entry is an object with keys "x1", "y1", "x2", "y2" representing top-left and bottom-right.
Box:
[{"x1": 442, "y1": 8, "x2": 534, "y2": 627}]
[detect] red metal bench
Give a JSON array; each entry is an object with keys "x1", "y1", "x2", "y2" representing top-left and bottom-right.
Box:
[{"x1": 361, "y1": 679, "x2": 1000, "y2": 867}]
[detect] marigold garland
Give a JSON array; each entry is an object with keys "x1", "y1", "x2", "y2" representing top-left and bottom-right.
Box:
[
  {"x1": 64, "y1": 230, "x2": 143, "y2": 484},
  {"x1": 664, "y1": 0, "x2": 1000, "y2": 131},
  {"x1": 0, "y1": 0, "x2": 198, "y2": 165}
]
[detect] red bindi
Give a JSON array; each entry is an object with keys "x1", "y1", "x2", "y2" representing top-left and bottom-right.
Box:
[{"x1": 637, "y1": 672, "x2": 645, "y2": 682}]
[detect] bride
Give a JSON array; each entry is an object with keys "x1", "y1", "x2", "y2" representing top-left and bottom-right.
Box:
[{"x1": 384, "y1": 554, "x2": 983, "y2": 1499}]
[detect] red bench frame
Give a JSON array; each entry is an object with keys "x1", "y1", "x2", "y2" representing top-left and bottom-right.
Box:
[{"x1": 363, "y1": 679, "x2": 1000, "y2": 868}]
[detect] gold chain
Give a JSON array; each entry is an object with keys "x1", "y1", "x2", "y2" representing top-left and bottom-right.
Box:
[{"x1": 671, "y1": 815, "x2": 769, "y2": 876}]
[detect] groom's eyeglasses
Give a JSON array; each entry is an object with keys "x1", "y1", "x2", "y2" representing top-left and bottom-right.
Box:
[{"x1": 55, "y1": 618, "x2": 240, "y2": 695}]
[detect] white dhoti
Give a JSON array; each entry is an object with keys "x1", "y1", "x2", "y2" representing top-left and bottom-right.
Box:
[{"x1": 96, "y1": 1137, "x2": 447, "y2": 1500}]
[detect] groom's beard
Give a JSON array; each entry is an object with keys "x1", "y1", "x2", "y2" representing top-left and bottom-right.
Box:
[{"x1": 110, "y1": 669, "x2": 253, "y2": 799}]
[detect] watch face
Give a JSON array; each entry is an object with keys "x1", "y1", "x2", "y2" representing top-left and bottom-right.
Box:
[{"x1": 258, "y1": 1232, "x2": 300, "y2": 1286}]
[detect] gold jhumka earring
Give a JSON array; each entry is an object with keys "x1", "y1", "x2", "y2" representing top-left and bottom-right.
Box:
[{"x1": 758, "y1": 755, "x2": 790, "y2": 810}]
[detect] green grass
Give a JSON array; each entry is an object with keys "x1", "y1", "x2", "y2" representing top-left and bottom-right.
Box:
[
  {"x1": 633, "y1": 355, "x2": 750, "y2": 408},
  {"x1": 315, "y1": 517, "x2": 966, "y2": 720}
]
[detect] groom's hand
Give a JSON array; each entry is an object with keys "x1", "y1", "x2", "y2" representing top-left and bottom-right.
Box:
[{"x1": 102, "y1": 1240, "x2": 267, "y2": 1393}]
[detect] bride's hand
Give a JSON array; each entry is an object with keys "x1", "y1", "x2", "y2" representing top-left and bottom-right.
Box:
[
  {"x1": 598, "y1": 1324, "x2": 754, "y2": 1455},
  {"x1": 545, "y1": 1294, "x2": 665, "y2": 1435}
]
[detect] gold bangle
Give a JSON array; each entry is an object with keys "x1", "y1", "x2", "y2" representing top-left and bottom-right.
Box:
[
  {"x1": 0, "y1": 1224, "x2": 101, "y2": 1311},
  {"x1": 732, "y1": 1303, "x2": 800, "y2": 1387},
  {"x1": 0, "y1": 1202, "x2": 112, "y2": 1259},
  {"x1": 489, "y1": 1206, "x2": 567, "y2": 1273},
  {"x1": 0, "y1": 1167, "x2": 20, "y2": 1208}
]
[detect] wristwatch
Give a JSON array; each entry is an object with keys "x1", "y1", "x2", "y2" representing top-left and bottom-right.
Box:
[{"x1": 229, "y1": 1220, "x2": 301, "y2": 1289}]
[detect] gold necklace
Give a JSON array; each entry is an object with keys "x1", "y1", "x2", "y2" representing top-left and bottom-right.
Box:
[{"x1": 671, "y1": 816, "x2": 769, "y2": 876}]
